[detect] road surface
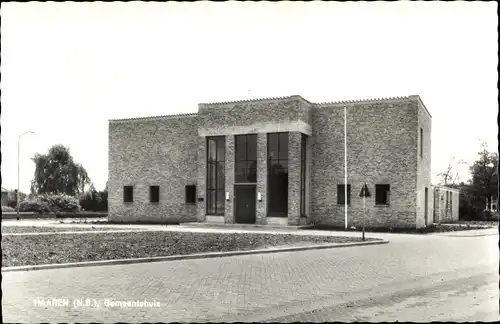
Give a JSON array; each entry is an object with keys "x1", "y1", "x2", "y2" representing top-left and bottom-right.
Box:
[{"x1": 2, "y1": 228, "x2": 498, "y2": 322}]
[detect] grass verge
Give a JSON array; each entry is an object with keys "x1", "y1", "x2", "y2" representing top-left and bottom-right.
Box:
[
  {"x1": 305, "y1": 223, "x2": 496, "y2": 234},
  {"x1": 1, "y1": 226, "x2": 138, "y2": 234},
  {"x1": 1, "y1": 231, "x2": 378, "y2": 267}
]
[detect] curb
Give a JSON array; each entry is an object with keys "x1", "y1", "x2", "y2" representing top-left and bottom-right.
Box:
[
  {"x1": 179, "y1": 222, "x2": 315, "y2": 230},
  {"x1": 438, "y1": 232, "x2": 498, "y2": 237},
  {"x1": 1, "y1": 239, "x2": 388, "y2": 273}
]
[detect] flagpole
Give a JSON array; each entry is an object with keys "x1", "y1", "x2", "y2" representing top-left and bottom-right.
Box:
[{"x1": 344, "y1": 106, "x2": 347, "y2": 229}]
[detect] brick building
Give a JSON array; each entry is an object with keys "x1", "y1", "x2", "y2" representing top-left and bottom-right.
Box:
[
  {"x1": 432, "y1": 185, "x2": 459, "y2": 223},
  {"x1": 108, "y1": 94, "x2": 434, "y2": 228}
]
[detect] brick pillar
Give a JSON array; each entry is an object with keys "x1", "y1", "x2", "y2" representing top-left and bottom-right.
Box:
[
  {"x1": 288, "y1": 132, "x2": 301, "y2": 225},
  {"x1": 256, "y1": 133, "x2": 268, "y2": 225},
  {"x1": 224, "y1": 135, "x2": 235, "y2": 224},
  {"x1": 196, "y1": 136, "x2": 206, "y2": 222}
]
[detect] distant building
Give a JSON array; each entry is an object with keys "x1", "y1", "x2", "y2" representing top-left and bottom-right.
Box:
[
  {"x1": 108, "y1": 94, "x2": 434, "y2": 228},
  {"x1": 485, "y1": 198, "x2": 498, "y2": 212},
  {"x1": 432, "y1": 185, "x2": 459, "y2": 223},
  {"x1": 1, "y1": 187, "x2": 8, "y2": 206}
]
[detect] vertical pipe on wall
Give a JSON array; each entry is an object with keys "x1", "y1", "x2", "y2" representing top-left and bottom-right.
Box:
[{"x1": 344, "y1": 106, "x2": 348, "y2": 229}]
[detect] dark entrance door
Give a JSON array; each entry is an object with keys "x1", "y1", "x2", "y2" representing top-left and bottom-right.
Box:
[{"x1": 234, "y1": 185, "x2": 256, "y2": 224}]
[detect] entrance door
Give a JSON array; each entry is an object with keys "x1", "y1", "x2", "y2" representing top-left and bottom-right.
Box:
[
  {"x1": 235, "y1": 186, "x2": 256, "y2": 224},
  {"x1": 424, "y1": 187, "x2": 429, "y2": 225}
]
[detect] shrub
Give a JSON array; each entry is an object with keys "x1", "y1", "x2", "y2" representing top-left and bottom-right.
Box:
[
  {"x1": 37, "y1": 193, "x2": 81, "y2": 212},
  {"x1": 19, "y1": 200, "x2": 52, "y2": 213},
  {"x1": 1, "y1": 205, "x2": 15, "y2": 212},
  {"x1": 19, "y1": 193, "x2": 81, "y2": 213},
  {"x1": 79, "y1": 190, "x2": 108, "y2": 212}
]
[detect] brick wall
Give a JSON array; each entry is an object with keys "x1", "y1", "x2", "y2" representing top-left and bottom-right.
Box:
[
  {"x1": 108, "y1": 115, "x2": 198, "y2": 223},
  {"x1": 433, "y1": 186, "x2": 459, "y2": 223},
  {"x1": 416, "y1": 96, "x2": 433, "y2": 228},
  {"x1": 108, "y1": 95, "x2": 431, "y2": 228},
  {"x1": 311, "y1": 98, "x2": 420, "y2": 229}
]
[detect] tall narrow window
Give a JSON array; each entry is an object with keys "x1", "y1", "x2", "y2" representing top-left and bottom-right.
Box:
[
  {"x1": 375, "y1": 184, "x2": 390, "y2": 205},
  {"x1": 267, "y1": 133, "x2": 289, "y2": 216},
  {"x1": 207, "y1": 136, "x2": 225, "y2": 215},
  {"x1": 300, "y1": 134, "x2": 307, "y2": 216},
  {"x1": 123, "y1": 186, "x2": 133, "y2": 203},
  {"x1": 337, "y1": 184, "x2": 351, "y2": 205},
  {"x1": 149, "y1": 186, "x2": 160, "y2": 203},
  {"x1": 420, "y1": 128, "x2": 423, "y2": 158},
  {"x1": 235, "y1": 134, "x2": 257, "y2": 183}
]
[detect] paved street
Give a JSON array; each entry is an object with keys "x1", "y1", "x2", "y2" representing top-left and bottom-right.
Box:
[{"x1": 2, "y1": 228, "x2": 498, "y2": 322}]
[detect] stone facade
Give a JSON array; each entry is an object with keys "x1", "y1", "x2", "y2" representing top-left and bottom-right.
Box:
[{"x1": 108, "y1": 94, "x2": 436, "y2": 228}]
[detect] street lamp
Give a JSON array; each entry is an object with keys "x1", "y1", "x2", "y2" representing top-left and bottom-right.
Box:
[{"x1": 17, "y1": 131, "x2": 34, "y2": 220}]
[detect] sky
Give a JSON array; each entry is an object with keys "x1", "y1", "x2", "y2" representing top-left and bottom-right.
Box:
[{"x1": 1, "y1": 1, "x2": 498, "y2": 193}]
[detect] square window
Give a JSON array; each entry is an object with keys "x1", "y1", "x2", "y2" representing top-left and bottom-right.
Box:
[
  {"x1": 150, "y1": 186, "x2": 160, "y2": 203},
  {"x1": 375, "y1": 184, "x2": 390, "y2": 205},
  {"x1": 185, "y1": 185, "x2": 196, "y2": 204},
  {"x1": 337, "y1": 184, "x2": 351, "y2": 205},
  {"x1": 123, "y1": 186, "x2": 133, "y2": 203}
]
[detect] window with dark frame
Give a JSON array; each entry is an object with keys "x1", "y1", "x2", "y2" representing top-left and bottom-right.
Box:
[
  {"x1": 420, "y1": 128, "x2": 423, "y2": 158},
  {"x1": 267, "y1": 132, "x2": 289, "y2": 216},
  {"x1": 300, "y1": 134, "x2": 307, "y2": 216},
  {"x1": 235, "y1": 134, "x2": 257, "y2": 183},
  {"x1": 150, "y1": 186, "x2": 160, "y2": 203},
  {"x1": 185, "y1": 185, "x2": 196, "y2": 204},
  {"x1": 123, "y1": 186, "x2": 133, "y2": 203},
  {"x1": 207, "y1": 136, "x2": 225, "y2": 215},
  {"x1": 375, "y1": 184, "x2": 390, "y2": 205},
  {"x1": 337, "y1": 184, "x2": 351, "y2": 205}
]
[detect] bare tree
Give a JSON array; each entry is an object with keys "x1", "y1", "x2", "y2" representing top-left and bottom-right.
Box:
[{"x1": 437, "y1": 156, "x2": 467, "y2": 188}]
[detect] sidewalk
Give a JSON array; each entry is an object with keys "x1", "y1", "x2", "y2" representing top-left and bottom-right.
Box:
[{"x1": 3, "y1": 219, "x2": 497, "y2": 239}]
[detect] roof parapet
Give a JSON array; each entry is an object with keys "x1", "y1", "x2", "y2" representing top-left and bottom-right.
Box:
[
  {"x1": 315, "y1": 96, "x2": 411, "y2": 106},
  {"x1": 109, "y1": 112, "x2": 197, "y2": 123},
  {"x1": 199, "y1": 95, "x2": 302, "y2": 107}
]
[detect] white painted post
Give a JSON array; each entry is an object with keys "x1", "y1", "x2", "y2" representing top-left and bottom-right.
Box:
[{"x1": 362, "y1": 195, "x2": 366, "y2": 241}]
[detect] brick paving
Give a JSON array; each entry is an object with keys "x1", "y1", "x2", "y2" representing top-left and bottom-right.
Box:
[{"x1": 1, "y1": 230, "x2": 498, "y2": 322}]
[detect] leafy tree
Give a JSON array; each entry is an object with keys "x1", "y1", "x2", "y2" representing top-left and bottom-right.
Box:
[
  {"x1": 469, "y1": 143, "x2": 498, "y2": 212},
  {"x1": 30, "y1": 145, "x2": 93, "y2": 196}
]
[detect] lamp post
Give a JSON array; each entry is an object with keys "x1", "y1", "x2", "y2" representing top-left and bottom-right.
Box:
[{"x1": 17, "y1": 131, "x2": 34, "y2": 220}]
